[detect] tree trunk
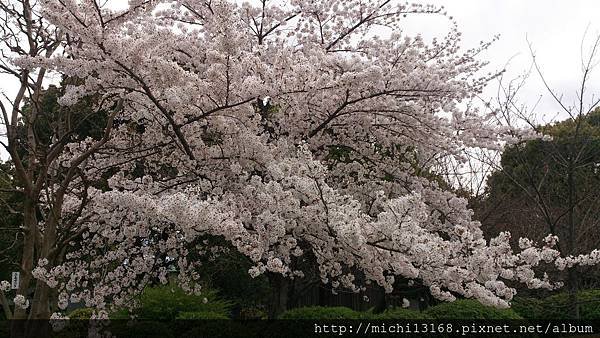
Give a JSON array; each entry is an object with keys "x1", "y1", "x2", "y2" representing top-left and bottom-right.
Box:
[
  {"x1": 10, "y1": 196, "x2": 55, "y2": 337},
  {"x1": 11, "y1": 198, "x2": 37, "y2": 338},
  {"x1": 268, "y1": 274, "x2": 289, "y2": 319},
  {"x1": 566, "y1": 157, "x2": 579, "y2": 319},
  {"x1": 567, "y1": 268, "x2": 580, "y2": 319}
]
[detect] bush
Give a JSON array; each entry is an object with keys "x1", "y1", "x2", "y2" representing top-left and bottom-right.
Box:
[
  {"x1": 278, "y1": 306, "x2": 431, "y2": 320},
  {"x1": 513, "y1": 290, "x2": 600, "y2": 320},
  {"x1": 372, "y1": 307, "x2": 432, "y2": 320},
  {"x1": 68, "y1": 307, "x2": 95, "y2": 319},
  {"x1": 279, "y1": 306, "x2": 362, "y2": 319},
  {"x1": 511, "y1": 297, "x2": 545, "y2": 320},
  {"x1": 50, "y1": 308, "x2": 95, "y2": 338},
  {"x1": 194, "y1": 237, "x2": 271, "y2": 310},
  {"x1": 111, "y1": 283, "x2": 232, "y2": 320},
  {"x1": 176, "y1": 311, "x2": 229, "y2": 320},
  {"x1": 109, "y1": 307, "x2": 130, "y2": 320},
  {"x1": 239, "y1": 307, "x2": 268, "y2": 320},
  {"x1": 424, "y1": 299, "x2": 522, "y2": 320}
]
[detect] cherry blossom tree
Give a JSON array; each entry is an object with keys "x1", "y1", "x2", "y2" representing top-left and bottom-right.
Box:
[{"x1": 4, "y1": 0, "x2": 600, "y2": 333}]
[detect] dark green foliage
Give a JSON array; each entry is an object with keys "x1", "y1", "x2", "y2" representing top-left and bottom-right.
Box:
[
  {"x1": 372, "y1": 307, "x2": 432, "y2": 320},
  {"x1": 511, "y1": 297, "x2": 545, "y2": 320},
  {"x1": 238, "y1": 306, "x2": 268, "y2": 320},
  {"x1": 192, "y1": 236, "x2": 271, "y2": 311},
  {"x1": 326, "y1": 145, "x2": 354, "y2": 163},
  {"x1": 513, "y1": 290, "x2": 600, "y2": 320},
  {"x1": 108, "y1": 284, "x2": 232, "y2": 338},
  {"x1": 19, "y1": 84, "x2": 110, "y2": 147},
  {"x1": 477, "y1": 108, "x2": 600, "y2": 320},
  {"x1": 424, "y1": 299, "x2": 523, "y2": 320},
  {"x1": 111, "y1": 283, "x2": 232, "y2": 320},
  {"x1": 279, "y1": 306, "x2": 362, "y2": 319},
  {"x1": 67, "y1": 307, "x2": 95, "y2": 319},
  {"x1": 0, "y1": 161, "x2": 21, "y2": 283},
  {"x1": 479, "y1": 108, "x2": 600, "y2": 257},
  {"x1": 176, "y1": 311, "x2": 230, "y2": 320},
  {"x1": 51, "y1": 308, "x2": 96, "y2": 338}
]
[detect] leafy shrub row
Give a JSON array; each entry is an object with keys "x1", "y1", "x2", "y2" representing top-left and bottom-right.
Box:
[
  {"x1": 278, "y1": 299, "x2": 522, "y2": 320},
  {"x1": 512, "y1": 290, "x2": 600, "y2": 320}
]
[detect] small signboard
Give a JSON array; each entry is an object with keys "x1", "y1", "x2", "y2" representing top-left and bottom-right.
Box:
[{"x1": 11, "y1": 272, "x2": 19, "y2": 289}]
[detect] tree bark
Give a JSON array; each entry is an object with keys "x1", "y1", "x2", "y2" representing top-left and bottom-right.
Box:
[
  {"x1": 566, "y1": 155, "x2": 580, "y2": 319},
  {"x1": 10, "y1": 197, "x2": 37, "y2": 337},
  {"x1": 567, "y1": 268, "x2": 580, "y2": 319},
  {"x1": 268, "y1": 274, "x2": 289, "y2": 319}
]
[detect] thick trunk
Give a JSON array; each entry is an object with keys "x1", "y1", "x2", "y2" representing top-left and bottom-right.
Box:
[
  {"x1": 29, "y1": 282, "x2": 51, "y2": 319},
  {"x1": 268, "y1": 274, "x2": 289, "y2": 319},
  {"x1": 10, "y1": 198, "x2": 36, "y2": 337},
  {"x1": 11, "y1": 197, "x2": 57, "y2": 337},
  {"x1": 566, "y1": 156, "x2": 579, "y2": 319},
  {"x1": 30, "y1": 203, "x2": 61, "y2": 321},
  {"x1": 567, "y1": 268, "x2": 580, "y2": 319}
]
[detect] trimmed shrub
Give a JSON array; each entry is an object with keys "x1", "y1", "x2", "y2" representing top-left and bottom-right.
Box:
[
  {"x1": 279, "y1": 306, "x2": 430, "y2": 320},
  {"x1": 511, "y1": 297, "x2": 545, "y2": 320},
  {"x1": 513, "y1": 290, "x2": 600, "y2": 320},
  {"x1": 176, "y1": 311, "x2": 229, "y2": 320},
  {"x1": 279, "y1": 306, "x2": 362, "y2": 319},
  {"x1": 109, "y1": 307, "x2": 130, "y2": 320},
  {"x1": 373, "y1": 307, "x2": 433, "y2": 320},
  {"x1": 50, "y1": 308, "x2": 95, "y2": 338},
  {"x1": 111, "y1": 283, "x2": 232, "y2": 320},
  {"x1": 68, "y1": 307, "x2": 95, "y2": 319},
  {"x1": 239, "y1": 306, "x2": 268, "y2": 320},
  {"x1": 424, "y1": 299, "x2": 522, "y2": 320}
]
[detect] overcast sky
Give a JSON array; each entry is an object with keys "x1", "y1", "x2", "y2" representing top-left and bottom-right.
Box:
[
  {"x1": 407, "y1": 0, "x2": 600, "y2": 121},
  {"x1": 1, "y1": 0, "x2": 600, "y2": 160}
]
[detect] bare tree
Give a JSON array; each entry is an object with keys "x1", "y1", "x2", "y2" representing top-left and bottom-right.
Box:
[{"x1": 477, "y1": 33, "x2": 600, "y2": 319}]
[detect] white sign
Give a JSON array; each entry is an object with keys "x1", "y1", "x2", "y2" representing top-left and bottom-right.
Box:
[{"x1": 11, "y1": 272, "x2": 19, "y2": 289}]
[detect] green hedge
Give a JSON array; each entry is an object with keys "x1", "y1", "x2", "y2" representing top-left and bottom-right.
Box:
[
  {"x1": 68, "y1": 307, "x2": 95, "y2": 319},
  {"x1": 176, "y1": 311, "x2": 230, "y2": 320},
  {"x1": 110, "y1": 283, "x2": 232, "y2": 320},
  {"x1": 239, "y1": 306, "x2": 268, "y2": 320},
  {"x1": 278, "y1": 306, "x2": 430, "y2": 320},
  {"x1": 279, "y1": 306, "x2": 363, "y2": 319},
  {"x1": 513, "y1": 290, "x2": 600, "y2": 320},
  {"x1": 372, "y1": 307, "x2": 432, "y2": 320},
  {"x1": 49, "y1": 308, "x2": 96, "y2": 338},
  {"x1": 511, "y1": 297, "x2": 545, "y2": 320},
  {"x1": 424, "y1": 299, "x2": 522, "y2": 320}
]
